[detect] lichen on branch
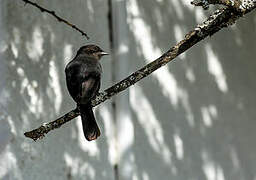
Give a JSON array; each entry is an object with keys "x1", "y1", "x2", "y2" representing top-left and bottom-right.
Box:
[{"x1": 191, "y1": 0, "x2": 256, "y2": 12}]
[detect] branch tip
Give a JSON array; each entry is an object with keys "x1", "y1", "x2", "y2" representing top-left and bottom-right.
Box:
[{"x1": 20, "y1": 0, "x2": 89, "y2": 39}]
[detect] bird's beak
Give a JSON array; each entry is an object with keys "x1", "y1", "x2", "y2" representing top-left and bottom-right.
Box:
[{"x1": 100, "y1": 52, "x2": 109, "y2": 56}]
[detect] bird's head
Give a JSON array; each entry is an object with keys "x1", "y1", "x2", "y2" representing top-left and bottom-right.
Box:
[{"x1": 76, "y1": 44, "x2": 109, "y2": 60}]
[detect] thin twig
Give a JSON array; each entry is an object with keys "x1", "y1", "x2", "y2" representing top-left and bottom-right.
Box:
[
  {"x1": 21, "y1": 0, "x2": 89, "y2": 39},
  {"x1": 24, "y1": 5, "x2": 256, "y2": 141}
]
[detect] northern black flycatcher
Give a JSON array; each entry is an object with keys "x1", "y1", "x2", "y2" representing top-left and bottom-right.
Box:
[{"x1": 65, "y1": 45, "x2": 108, "y2": 141}]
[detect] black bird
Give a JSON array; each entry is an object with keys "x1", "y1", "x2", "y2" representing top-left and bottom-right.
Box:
[{"x1": 65, "y1": 45, "x2": 108, "y2": 141}]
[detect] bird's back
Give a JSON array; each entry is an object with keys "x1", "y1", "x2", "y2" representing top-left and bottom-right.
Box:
[{"x1": 65, "y1": 54, "x2": 102, "y2": 103}]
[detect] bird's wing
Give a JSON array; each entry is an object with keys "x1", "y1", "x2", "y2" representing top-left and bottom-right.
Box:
[
  {"x1": 81, "y1": 75, "x2": 100, "y2": 103},
  {"x1": 65, "y1": 60, "x2": 101, "y2": 104},
  {"x1": 65, "y1": 61, "x2": 82, "y2": 102}
]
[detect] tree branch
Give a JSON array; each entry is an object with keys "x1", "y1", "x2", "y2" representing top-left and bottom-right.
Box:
[
  {"x1": 24, "y1": 5, "x2": 256, "y2": 141},
  {"x1": 21, "y1": 0, "x2": 89, "y2": 39}
]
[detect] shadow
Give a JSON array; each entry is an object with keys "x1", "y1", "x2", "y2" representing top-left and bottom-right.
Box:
[
  {"x1": 122, "y1": 0, "x2": 256, "y2": 180},
  {"x1": 0, "y1": 0, "x2": 114, "y2": 179},
  {"x1": 1, "y1": 0, "x2": 256, "y2": 180}
]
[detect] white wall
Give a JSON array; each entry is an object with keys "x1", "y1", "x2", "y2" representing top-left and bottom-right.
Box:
[
  {"x1": 121, "y1": 1, "x2": 256, "y2": 180},
  {"x1": 0, "y1": 0, "x2": 256, "y2": 180},
  {"x1": 0, "y1": 0, "x2": 114, "y2": 179}
]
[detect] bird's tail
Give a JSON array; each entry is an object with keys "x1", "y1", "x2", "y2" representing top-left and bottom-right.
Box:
[{"x1": 79, "y1": 103, "x2": 101, "y2": 141}]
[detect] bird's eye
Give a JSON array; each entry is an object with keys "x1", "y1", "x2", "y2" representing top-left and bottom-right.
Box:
[{"x1": 85, "y1": 49, "x2": 93, "y2": 54}]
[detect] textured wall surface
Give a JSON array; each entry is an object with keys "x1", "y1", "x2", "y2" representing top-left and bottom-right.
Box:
[
  {"x1": 121, "y1": 1, "x2": 256, "y2": 180},
  {"x1": 0, "y1": 0, "x2": 256, "y2": 180},
  {"x1": 0, "y1": 0, "x2": 114, "y2": 180}
]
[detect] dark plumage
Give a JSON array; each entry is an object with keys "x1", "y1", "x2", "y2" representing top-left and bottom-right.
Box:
[{"x1": 65, "y1": 45, "x2": 108, "y2": 141}]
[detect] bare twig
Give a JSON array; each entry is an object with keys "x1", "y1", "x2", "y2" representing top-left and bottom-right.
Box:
[
  {"x1": 24, "y1": 5, "x2": 256, "y2": 141},
  {"x1": 21, "y1": 0, "x2": 89, "y2": 39}
]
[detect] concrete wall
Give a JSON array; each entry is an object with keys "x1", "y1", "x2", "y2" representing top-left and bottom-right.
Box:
[{"x1": 0, "y1": 0, "x2": 256, "y2": 180}]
